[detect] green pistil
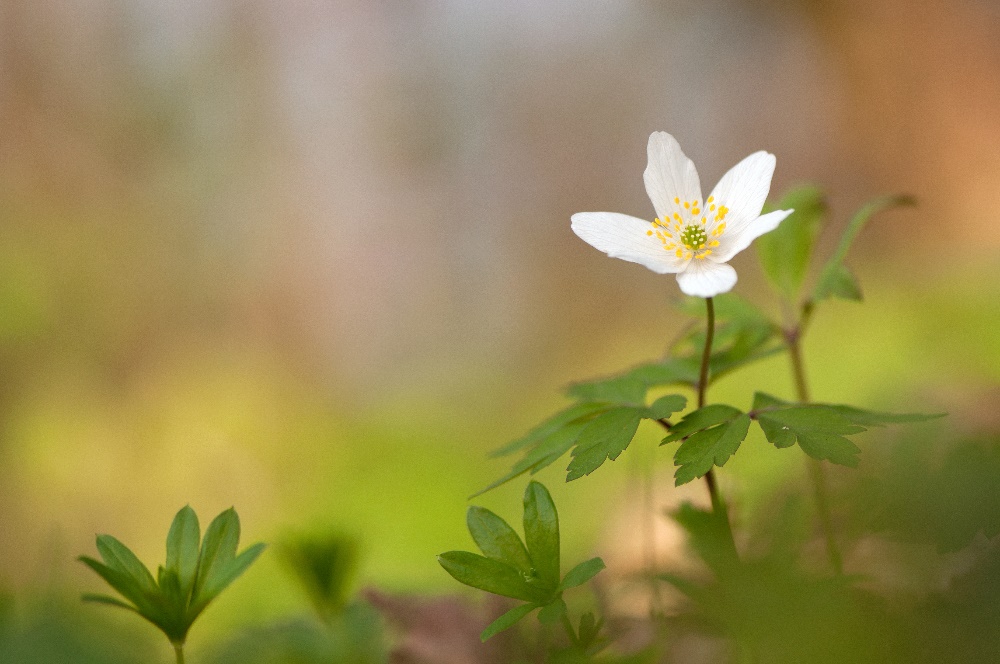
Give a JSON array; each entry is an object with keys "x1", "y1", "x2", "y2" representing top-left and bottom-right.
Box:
[{"x1": 681, "y1": 224, "x2": 707, "y2": 250}]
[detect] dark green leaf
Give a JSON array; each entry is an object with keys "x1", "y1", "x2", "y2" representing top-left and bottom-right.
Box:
[
  {"x1": 480, "y1": 603, "x2": 537, "y2": 641},
  {"x1": 756, "y1": 403, "x2": 864, "y2": 467},
  {"x1": 437, "y1": 551, "x2": 550, "y2": 603},
  {"x1": 812, "y1": 194, "x2": 915, "y2": 302},
  {"x1": 559, "y1": 557, "x2": 605, "y2": 590},
  {"x1": 467, "y1": 506, "x2": 532, "y2": 572},
  {"x1": 95, "y1": 535, "x2": 158, "y2": 594},
  {"x1": 523, "y1": 481, "x2": 560, "y2": 586},
  {"x1": 166, "y1": 505, "x2": 200, "y2": 599},
  {"x1": 646, "y1": 394, "x2": 687, "y2": 420},
  {"x1": 78, "y1": 556, "x2": 165, "y2": 624},
  {"x1": 80, "y1": 593, "x2": 140, "y2": 614},
  {"x1": 661, "y1": 405, "x2": 743, "y2": 444},
  {"x1": 674, "y1": 414, "x2": 751, "y2": 486},
  {"x1": 566, "y1": 407, "x2": 643, "y2": 480},
  {"x1": 756, "y1": 185, "x2": 827, "y2": 299},
  {"x1": 491, "y1": 402, "x2": 608, "y2": 457},
  {"x1": 537, "y1": 598, "x2": 567, "y2": 625},
  {"x1": 193, "y1": 542, "x2": 266, "y2": 613},
  {"x1": 672, "y1": 503, "x2": 739, "y2": 574}
]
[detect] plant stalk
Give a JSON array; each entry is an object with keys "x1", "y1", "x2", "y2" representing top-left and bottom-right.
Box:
[
  {"x1": 174, "y1": 643, "x2": 185, "y2": 664},
  {"x1": 699, "y1": 298, "x2": 736, "y2": 550},
  {"x1": 787, "y1": 324, "x2": 843, "y2": 575}
]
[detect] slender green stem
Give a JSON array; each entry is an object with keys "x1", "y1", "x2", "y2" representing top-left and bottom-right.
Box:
[
  {"x1": 787, "y1": 323, "x2": 843, "y2": 575},
  {"x1": 174, "y1": 643, "x2": 185, "y2": 664},
  {"x1": 699, "y1": 298, "x2": 735, "y2": 551}
]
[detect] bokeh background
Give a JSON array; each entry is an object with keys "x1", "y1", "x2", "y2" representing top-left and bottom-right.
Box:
[{"x1": 1, "y1": 0, "x2": 999, "y2": 657}]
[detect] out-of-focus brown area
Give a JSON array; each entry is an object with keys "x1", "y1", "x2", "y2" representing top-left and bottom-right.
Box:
[{"x1": 0, "y1": 0, "x2": 998, "y2": 629}]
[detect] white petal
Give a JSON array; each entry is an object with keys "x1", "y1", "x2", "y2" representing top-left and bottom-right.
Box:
[
  {"x1": 571, "y1": 211, "x2": 688, "y2": 274},
  {"x1": 712, "y1": 209, "x2": 793, "y2": 263},
  {"x1": 676, "y1": 260, "x2": 738, "y2": 298},
  {"x1": 706, "y1": 151, "x2": 776, "y2": 240},
  {"x1": 643, "y1": 132, "x2": 703, "y2": 222}
]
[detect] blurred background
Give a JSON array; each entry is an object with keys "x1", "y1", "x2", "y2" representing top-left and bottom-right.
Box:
[{"x1": 1, "y1": 0, "x2": 999, "y2": 659}]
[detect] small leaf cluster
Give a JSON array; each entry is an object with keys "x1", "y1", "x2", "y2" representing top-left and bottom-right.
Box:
[
  {"x1": 438, "y1": 481, "x2": 605, "y2": 648},
  {"x1": 79, "y1": 506, "x2": 266, "y2": 648},
  {"x1": 756, "y1": 186, "x2": 916, "y2": 308},
  {"x1": 661, "y1": 392, "x2": 941, "y2": 485}
]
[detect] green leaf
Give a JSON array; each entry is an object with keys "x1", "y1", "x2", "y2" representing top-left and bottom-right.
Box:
[
  {"x1": 756, "y1": 185, "x2": 827, "y2": 300},
  {"x1": 523, "y1": 481, "x2": 560, "y2": 586},
  {"x1": 673, "y1": 414, "x2": 751, "y2": 486},
  {"x1": 559, "y1": 557, "x2": 605, "y2": 590},
  {"x1": 95, "y1": 535, "x2": 158, "y2": 594},
  {"x1": 566, "y1": 374, "x2": 647, "y2": 406},
  {"x1": 480, "y1": 603, "x2": 537, "y2": 641},
  {"x1": 827, "y1": 405, "x2": 945, "y2": 426},
  {"x1": 192, "y1": 508, "x2": 241, "y2": 604},
  {"x1": 437, "y1": 551, "x2": 550, "y2": 603},
  {"x1": 474, "y1": 419, "x2": 591, "y2": 498},
  {"x1": 81, "y1": 593, "x2": 141, "y2": 614},
  {"x1": 565, "y1": 407, "x2": 643, "y2": 480},
  {"x1": 537, "y1": 598, "x2": 567, "y2": 625},
  {"x1": 166, "y1": 505, "x2": 200, "y2": 599},
  {"x1": 672, "y1": 503, "x2": 740, "y2": 574},
  {"x1": 646, "y1": 394, "x2": 687, "y2": 420},
  {"x1": 661, "y1": 405, "x2": 743, "y2": 444},
  {"x1": 78, "y1": 556, "x2": 165, "y2": 624},
  {"x1": 578, "y1": 612, "x2": 602, "y2": 648},
  {"x1": 467, "y1": 506, "x2": 533, "y2": 572},
  {"x1": 812, "y1": 194, "x2": 915, "y2": 302},
  {"x1": 193, "y1": 543, "x2": 266, "y2": 614},
  {"x1": 491, "y1": 402, "x2": 608, "y2": 458},
  {"x1": 755, "y1": 402, "x2": 864, "y2": 467}
]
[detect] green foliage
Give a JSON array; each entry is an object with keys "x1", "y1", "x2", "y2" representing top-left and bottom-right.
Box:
[
  {"x1": 279, "y1": 533, "x2": 359, "y2": 622},
  {"x1": 79, "y1": 506, "x2": 265, "y2": 648},
  {"x1": 756, "y1": 185, "x2": 827, "y2": 300},
  {"x1": 438, "y1": 481, "x2": 604, "y2": 642},
  {"x1": 811, "y1": 194, "x2": 915, "y2": 303},
  {"x1": 753, "y1": 392, "x2": 941, "y2": 467}
]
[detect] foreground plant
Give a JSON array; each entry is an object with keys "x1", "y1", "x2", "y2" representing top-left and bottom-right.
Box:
[
  {"x1": 440, "y1": 131, "x2": 944, "y2": 659},
  {"x1": 79, "y1": 506, "x2": 266, "y2": 664}
]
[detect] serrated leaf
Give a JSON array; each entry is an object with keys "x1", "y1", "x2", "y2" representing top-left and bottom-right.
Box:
[
  {"x1": 646, "y1": 394, "x2": 687, "y2": 420},
  {"x1": 95, "y1": 535, "x2": 158, "y2": 594},
  {"x1": 474, "y1": 419, "x2": 590, "y2": 498},
  {"x1": 166, "y1": 505, "x2": 200, "y2": 600},
  {"x1": 566, "y1": 407, "x2": 643, "y2": 480},
  {"x1": 467, "y1": 506, "x2": 533, "y2": 572},
  {"x1": 661, "y1": 405, "x2": 743, "y2": 444},
  {"x1": 757, "y1": 185, "x2": 827, "y2": 300},
  {"x1": 559, "y1": 557, "x2": 605, "y2": 590},
  {"x1": 812, "y1": 194, "x2": 915, "y2": 303},
  {"x1": 437, "y1": 551, "x2": 550, "y2": 603},
  {"x1": 491, "y1": 402, "x2": 608, "y2": 458},
  {"x1": 756, "y1": 404, "x2": 864, "y2": 467},
  {"x1": 537, "y1": 597, "x2": 567, "y2": 625},
  {"x1": 481, "y1": 603, "x2": 537, "y2": 641},
  {"x1": 523, "y1": 481, "x2": 560, "y2": 586},
  {"x1": 673, "y1": 414, "x2": 751, "y2": 486}
]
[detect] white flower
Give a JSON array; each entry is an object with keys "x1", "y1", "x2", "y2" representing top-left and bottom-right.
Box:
[{"x1": 571, "y1": 132, "x2": 793, "y2": 298}]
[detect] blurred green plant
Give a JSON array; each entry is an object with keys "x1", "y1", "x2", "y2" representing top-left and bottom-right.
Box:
[
  {"x1": 79, "y1": 506, "x2": 265, "y2": 664},
  {"x1": 439, "y1": 481, "x2": 606, "y2": 656}
]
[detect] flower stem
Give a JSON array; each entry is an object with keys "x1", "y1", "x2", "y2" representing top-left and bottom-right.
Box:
[
  {"x1": 699, "y1": 298, "x2": 735, "y2": 550},
  {"x1": 786, "y1": 323, "x2": 843, "y2": 575},
  {"x1": 174, "y1": 643, "x2": 185, "y2": 664}
]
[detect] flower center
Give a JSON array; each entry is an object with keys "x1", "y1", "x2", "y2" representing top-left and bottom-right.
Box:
[{"x1": 680, "y1": 224, "x2": 707, "y2": 251}]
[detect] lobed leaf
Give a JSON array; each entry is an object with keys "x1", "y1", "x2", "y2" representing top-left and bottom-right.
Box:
[
  {"x1": 480, "y1": 603, "x2": 537, "y2": 641},
  {"x1": 467, "y1": 506, "x2": 533, "y2": 572},
  {"x1": 566, "y1": 407, "x2": 644, "y2": 481},
  {"x1": 491, "y1": 402, "x2": 608, "y2": 458},
  {"x1": 647, "y1": 394, "x2": 687, "y2": 420},
  {"x1": 673, "y1": 414, "x2": 751, "y2": 486},
  {"x1": 523, "y1": 482, "x2": 560, "y2": 587},
  {"x1": 473, "y1": 419, "x2": 590, "y2": 497},
  {"x1": 662, "y1": 405, "x2": 744, "y2": 444},
  {"x1": 565, "y1": 374, "x2": 647, "y2": 406}
]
